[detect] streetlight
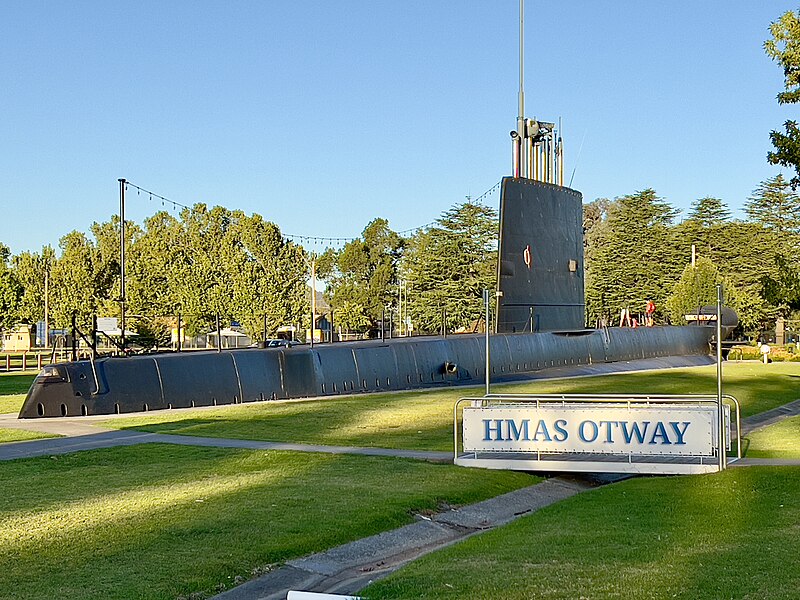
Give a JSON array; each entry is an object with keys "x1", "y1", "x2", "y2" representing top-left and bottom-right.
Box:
[{"x1": 300, "y1": 252, "x2": 317, "y2": 348}]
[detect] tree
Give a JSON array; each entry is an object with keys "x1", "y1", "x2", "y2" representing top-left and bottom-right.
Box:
[
  {"x1": 11, "y1": 246, "x2": 55, "y2": 326},
  {"x1": 333, "y1": 299, "x2": 372, "y2": 334},
  {"x1": 228, "y1": 212, "x2": 307, "y2": 340},
  {"x1": 0, "y1": 243, "x2": 23, "y2": 330},
  {"x1": 762, "y1": 255, "x2": 800, "y2": 311},
  {"x1": 686, "y1": 197, "x2": 731, "y2": 227},
  {"x1": 133, "y1": 205, "x2": 308, "y2": 339},
  {"x1": 765, "y1": 9, "x2": 800, "y2": 185},
  {"x1": 584, "y1": 189, "x2": 682, "y2": 324},
  {"x1": 49, "y1": 231, "x2": 106, "y2": 328},
  {"x1": 325, "y1": 218, "x2": 404, "y2": 330},
  {"x1": 744, "y1": 174, "x2": 800, "y2": 235},
  {"x1": 402, "y1": 201, "x2": 497, "y2": 333},
  {"x1": 666, "y1": 258, "x2": 723, "y2": 324}
]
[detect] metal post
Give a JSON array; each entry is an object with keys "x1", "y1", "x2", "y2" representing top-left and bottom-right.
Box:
[
  {"x1": 716, "y1": 284, "x2": 726, "y2": 470},
  {"x1": 484, "y1": 289, "x2": 491, "y2": 396},
  {"x1": 517, "y1": 0, "x2": 526, "y2": 178},
  {"x1": 310, "y1": 254, "x2": 316, "y2": 349},
  {"x1": 177, "y1": 312, "x2": 182, "y2": 353},
  {"x1": 558, "y1": 121, "x2": 564, "y2": 186},
  {"x1": 118, "y1": 178, "x2": 127, "y2": 352},
  {"x1": 398, "y1": 280, "x2": 403, "y2": 337},
  {"x1": 511, "y1": 133, "x2": 520, "y2": 177},
  {"x1": 44, "y1": 266, "x2": 49, "y2": 349},
  {"x1": 216, "y1": 314, "x2": 222, "y2": 352},
  {"x1": 71, "y1": 313, "x2": 77, "y2": 362},
  {"x1": 91, "y1": 314, "x2": 98, "y2": 360},
  {"x1": 381, "y1": 308, "x2": 385, "y2": 340}
]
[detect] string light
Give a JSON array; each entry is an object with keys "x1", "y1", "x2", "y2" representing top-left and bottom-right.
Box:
[
  {"x1": 124, "y1": 179, "x2": 502, "y2": 249},
  {"x1": 285, "y1": 181, "x2": 501, "y2": 247},
  {"x1": 125, "y1": 181, "x2": 191, "y2": 212}
]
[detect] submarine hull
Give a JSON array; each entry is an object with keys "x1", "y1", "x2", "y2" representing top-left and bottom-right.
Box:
[{"x1": 20, "y1": 326, "x2": 714, "y2": 418}]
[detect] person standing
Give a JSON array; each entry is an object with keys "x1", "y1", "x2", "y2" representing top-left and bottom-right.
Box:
[{"x1": 645, "y1": 300, "x2": 656, "y2": 327}]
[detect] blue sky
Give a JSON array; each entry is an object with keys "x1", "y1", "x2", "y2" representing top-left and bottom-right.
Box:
[{"x1": 1, "y1": 1, "x2": 797, "y2": 255}]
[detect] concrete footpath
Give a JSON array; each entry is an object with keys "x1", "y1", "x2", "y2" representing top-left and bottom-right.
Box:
[{"x1": 0, "y1": 413, "x2": 451, "y2": 462}]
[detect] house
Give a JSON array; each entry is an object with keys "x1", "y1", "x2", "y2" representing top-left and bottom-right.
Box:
[{"x1": 2, "y1": 324, "x2": 34, "y2": 352}]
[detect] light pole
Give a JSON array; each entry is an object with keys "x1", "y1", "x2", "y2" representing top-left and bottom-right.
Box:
[
  {"x1": 118, "y1": 178, "x2": 127, "y2": 352},
  {"x1": 300, "y1": 252, "x2": 317, "y2": 347}
]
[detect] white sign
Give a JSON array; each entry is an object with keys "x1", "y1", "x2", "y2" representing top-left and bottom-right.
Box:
[
  {"x1": 96, "y1": 317, "x2": 118, "y2": 332},
  {"x1": 463, "y1": 403, "x2": 720, "y2": 457}
]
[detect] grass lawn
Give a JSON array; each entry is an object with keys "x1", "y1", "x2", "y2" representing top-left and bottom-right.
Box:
[
  {"x1": 0, "y1": 443, "x2": 536, "y2": 600},
  {"x1": 0, "y1": 372, "x2": 35, "y2": 414},
  {"x1": 110, "y1": 362, "x2": 800, "y2": 451},
  {"x1": 361, "y1": 467, "x2": 800, "y2": 599},
  {"x1": 745, "y1": 415, "x2": 800, "y2": 458},
  {"x1": 0, "y1": 428, "x2": 59, "y2": 444}
]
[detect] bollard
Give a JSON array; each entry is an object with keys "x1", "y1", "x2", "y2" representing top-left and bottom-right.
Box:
[{"x1": 760, "y1": 343, "x2": 771, "y2": 364}]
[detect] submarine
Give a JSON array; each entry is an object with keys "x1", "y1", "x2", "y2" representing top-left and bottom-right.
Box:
[{"x1": 18, "y1": 172, "x2": 726, "y2": 418}]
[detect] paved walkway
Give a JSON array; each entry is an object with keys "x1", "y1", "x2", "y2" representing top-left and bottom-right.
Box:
[
  {"x1": 740, "y1": 398, "x2": 800, "y2": 434},
  {"x1": 0, "y1": 413, "x2": 452, "y2": 463}
]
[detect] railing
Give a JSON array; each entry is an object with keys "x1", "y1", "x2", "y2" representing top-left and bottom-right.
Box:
[
  {"x1": 0, "y1": 351, "x2": 49, "y2": 372},
  {"x1": 454, "y1": 393, "x2": 741, "y2": 475}
]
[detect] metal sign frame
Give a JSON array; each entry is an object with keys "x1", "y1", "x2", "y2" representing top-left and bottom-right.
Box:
[{"x1": 454, "y1": 394, "x2": 741, "y2": 475}]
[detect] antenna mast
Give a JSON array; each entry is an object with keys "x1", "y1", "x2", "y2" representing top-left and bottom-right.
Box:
[
  {"x1": 517, "y1": 0, "x2": 526, "y2": 178},
  {"x1": 510, "y1": 0, "x2": 563, "y2": 186}
]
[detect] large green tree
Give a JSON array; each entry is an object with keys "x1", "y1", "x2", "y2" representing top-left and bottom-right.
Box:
[
  {"x1": 10, "y1": 246, "x2": 55, "y2": 326},
  {"x1": 584, "y1": 189, "x2": 682, "y2": 324},
  {"x1": 131, "y1": 205, "x2": 307, "y2": 339},
  {"x1": 765, "y1": 9, "x2": 800, "y2": 186},
  {"x1": 402, "y1": 201, "x2": 497, "y2": 333},
  {"x1": 324, "y1": 218, "x2": 404, "y2": 332},
  {"x1": 49, "y1": 231, "x2": 108, "y2": 328},
  {"x1": 744, "y1": 174, "x2": 800, "y2": 235},
  {"x1": 0, "y1": 243, "x2": 23, "y2": 331}
]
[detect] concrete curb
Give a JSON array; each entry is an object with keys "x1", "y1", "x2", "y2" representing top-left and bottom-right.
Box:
[{"x1": 211, "y1": 477, "x2": 598, "y2": 600}]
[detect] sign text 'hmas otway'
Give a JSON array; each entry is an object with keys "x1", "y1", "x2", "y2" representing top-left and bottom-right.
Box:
[{"x1": 462, "y1": 405, "x2": 719, "y2": 456}]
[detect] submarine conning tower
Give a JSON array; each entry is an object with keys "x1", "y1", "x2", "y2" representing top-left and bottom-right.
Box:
[
  {"x1": 496, "y1": 96, "x2": 585, "y2": 333},
  {"x1": 495, "y1": 10, "x2": 585, "y2": 334}
]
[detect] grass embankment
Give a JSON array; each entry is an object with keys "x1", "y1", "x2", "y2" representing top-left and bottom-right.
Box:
[
  {"x1": 746, "y1": 416, "x2": 800, "y2": 458},
  {"x1": 0, "y1": 443, "x2": 535, "y2": 600},
  {"x1": 0, "y1": 372, "x2": 35, "y2": 414},
  {"x1": 113, "y1": 362, "x2": 800, "y2": 451},
  {"x1": 0, "y1": 372, "x2": 60, "y2": 443},
  {"x1": 0, "y1": 429, "x2": 55, "y2": 444},
  {"x1": 361, "y1": 467, "x2": 800, "y2": 599}
]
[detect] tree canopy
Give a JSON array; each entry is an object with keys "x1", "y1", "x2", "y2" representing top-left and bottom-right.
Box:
[
  {"x1": 401, "y1": 201, "x2": 497, "y2": 333},
  {"x1": 765, "y1": 9, "x2": 800, "y2": 186}
]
